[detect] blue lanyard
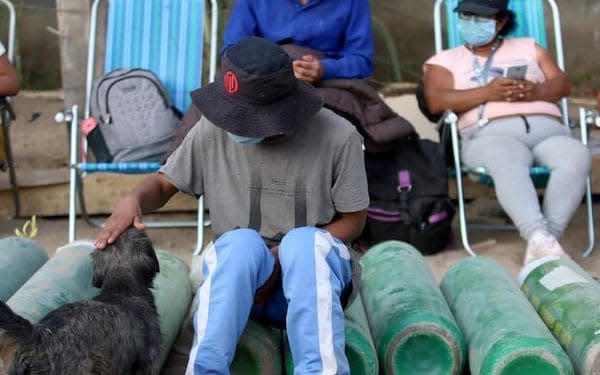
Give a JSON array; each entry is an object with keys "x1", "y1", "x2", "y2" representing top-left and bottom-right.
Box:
[{"x1": 471, "y1": 38, "x2": 501, "y2": 127}]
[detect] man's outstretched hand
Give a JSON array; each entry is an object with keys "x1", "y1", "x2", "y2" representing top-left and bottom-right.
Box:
[{"x1": 95, "y1": 195, "x2": 146, "y2": 249}]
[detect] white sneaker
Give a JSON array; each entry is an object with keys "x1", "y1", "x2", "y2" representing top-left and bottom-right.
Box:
[{"x1": 524, "y1": 231, "x2": 567, "y2": 265}]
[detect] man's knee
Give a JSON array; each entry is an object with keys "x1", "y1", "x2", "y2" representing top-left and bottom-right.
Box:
[
  {"x1": 281, "y1": 226, "x2": 319, "y2": 245},
  {"x1": 278, "y1": 227, "x2": 321, "y2": 266},
  {"x1": 214, "y1": 228, "x2": 267, "y2": 262}
]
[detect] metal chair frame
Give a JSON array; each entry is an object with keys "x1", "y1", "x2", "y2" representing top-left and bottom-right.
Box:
[
  {"x1": 68, "y1": 0, "x2": 219, "y2": 255},
  {"x1": 433, "y1": 0, "x2": 595, "y2": 257}
]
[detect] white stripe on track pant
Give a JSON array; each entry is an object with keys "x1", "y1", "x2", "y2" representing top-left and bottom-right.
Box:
[{"x1": 185, "y1": 227, "x2": 352, "y2": 375}]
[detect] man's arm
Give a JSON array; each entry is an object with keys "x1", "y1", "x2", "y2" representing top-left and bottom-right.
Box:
[
  {"x1": 322, "y1": 210, "x2": 367, "y2": 243},
  {"x1": 319, "y1": 0, "x2": 373, "y2": 80},
  {"x1": 95, "y1": 173, "x2": 178, "y2": 249},
  {"x1": 222, "y1": 0, "x2": 258, "y2": 55},
  {"x1": 0, "y1": 54, "x2": 19, "y2": 97}
]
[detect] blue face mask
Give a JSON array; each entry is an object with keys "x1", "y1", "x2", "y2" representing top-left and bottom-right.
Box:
[
  {"x1": 227, "y1": 132, "x2": 265, "y2": 144},
  {"x1": 458, "y1": 17, "x2": 497, "y2": 47}
]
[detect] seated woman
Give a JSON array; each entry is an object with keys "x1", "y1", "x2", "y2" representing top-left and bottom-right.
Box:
[{"x1": 422, "y1": 0, "x2": 591, "y2": 265}]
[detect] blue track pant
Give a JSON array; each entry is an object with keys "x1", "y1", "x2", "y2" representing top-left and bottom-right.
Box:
[{"x1": 185, "y1": 227, "x2": 353, "y2": 374}]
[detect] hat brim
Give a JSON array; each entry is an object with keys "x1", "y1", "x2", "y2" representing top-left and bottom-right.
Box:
[
  {"x1": 190, "y1": 79, "x2": 324, "y2": 138},
  {"x1": 454, "y1": 3, "x2": 502, "y2": 16}
]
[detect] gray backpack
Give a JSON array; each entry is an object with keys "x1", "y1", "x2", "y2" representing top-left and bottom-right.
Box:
[{"x1": 89, "y1": 68, "x2": 181, "y2": 162}]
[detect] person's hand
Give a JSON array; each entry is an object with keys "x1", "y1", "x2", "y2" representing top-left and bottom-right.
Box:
[
  {"x1": 512, "y1": 80, "x2": 539, "y2": 102},
  {"x1": 486, "y1": 78, "x2": 523, "y2": 102},
  {"x1": 95, "y1": 195, "x2": 146, "y2": 249},
  {"x1": 292, "y1": 54, "x2": 324, "y2": 83}
]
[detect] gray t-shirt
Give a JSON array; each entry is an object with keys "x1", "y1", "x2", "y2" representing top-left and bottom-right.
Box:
[{"x1": 160, "y1": 108, "x2": 369, "y2": 245}]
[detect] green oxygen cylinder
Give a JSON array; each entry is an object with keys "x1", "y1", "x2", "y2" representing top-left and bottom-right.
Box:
[
  {"x1": 6, "y1": 241, "x2": 98, "y2": 322},
  {"x1": 343, "y1": 293, "x2": 380, "y2": 374},
  {"x1": 283, "y1": 292, "x2": 379, "y2": 374},
  {"x1": 518, "y1": 255, "x2": 600, "y2": 375},
  {"x1": 0, "y1": 236, "x2": 48, "y2": 302},
  {"x1": 360, "y1": 241, "x2": 466, "y2": 375},
  {"x1": 231, "y1": 319, "x2": 283, "y2": 375},
  {"x1": 441, "y1": 256, "x2": 574, "y2": 375},
  {"x1": 154, "y1": 250, "x2": 194, "y2": 369}
]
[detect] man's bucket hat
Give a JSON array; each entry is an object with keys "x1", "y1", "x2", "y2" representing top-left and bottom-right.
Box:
[{"x1": 190, "y1": 36, "x2": 324, "y2": 138}]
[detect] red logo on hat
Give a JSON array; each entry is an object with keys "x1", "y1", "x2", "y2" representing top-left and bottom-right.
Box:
[{"x1": 224, "y1": 71, "x2": 239, "y2": 95}]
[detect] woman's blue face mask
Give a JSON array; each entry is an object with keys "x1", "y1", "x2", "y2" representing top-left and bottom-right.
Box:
[
  {"x1": 458, "y1": 15, "x2": 497, "y2": 47},
  {"x1": 227, "y1": 132, "x2": 265, "y2": 144}
]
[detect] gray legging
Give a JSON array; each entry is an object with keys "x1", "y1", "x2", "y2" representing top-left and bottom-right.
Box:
[{"x1": 461, "y1": 114, "x2": 591, "y2": 241}]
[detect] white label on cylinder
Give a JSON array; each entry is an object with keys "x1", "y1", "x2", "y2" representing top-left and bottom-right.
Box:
[{"x1": 539, "y1": 266, "x2": 589, "y2": 291}]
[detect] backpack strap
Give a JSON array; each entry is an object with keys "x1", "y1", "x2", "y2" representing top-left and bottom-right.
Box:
[{"x1": 397, "y1": 170, "x2": 413, "y2": 225}]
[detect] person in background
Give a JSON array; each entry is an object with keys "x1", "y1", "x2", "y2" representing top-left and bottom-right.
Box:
[
  {"x1": 95, "y1": 37, "x2": 369, "y2": 374},
  {"x1": 222, "y1": 0, "x2": 374, "y2": 82},
  {"x1": 0, "y1": 41, "x2": 18, "y2": 97},
  {"x1": 0, "y1": 40, "x2": 18, "y2": 170},
  {"x1": 422, "y1": 0, "x2": 591, "y2": 265},
  {"x1": 214, "y1": 0, "x2": 415, "y2": 153}
]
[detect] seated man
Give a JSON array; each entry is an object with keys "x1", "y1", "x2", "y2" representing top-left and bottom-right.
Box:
[
  {"x1": 0, "y1": 40, "x2": 19, "y2": 169},
  {"x1": 0, "y1": 40, "x2": 18, "y2": 97},
  {"x1": 160, "y1": 0, "x2": 414, "y2": 159},
  {"x1": 223, "y1": 0, "x2": 374, "y2": 82},
  {"x1": 95, "y1": 37, "x2": 369, "y2": 374}
]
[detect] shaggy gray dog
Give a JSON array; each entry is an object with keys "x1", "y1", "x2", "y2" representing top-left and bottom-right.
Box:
[{"x1": 0, "y1": 228, "x2": 162, "y2": 375}]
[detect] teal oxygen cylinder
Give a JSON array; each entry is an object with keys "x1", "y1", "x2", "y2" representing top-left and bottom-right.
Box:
[
  {"x1": 154, "y1": 250, "x2": 194, "y2": 369},
  {"x1": 518, "y1": 255, "x2": 600, "y2": 375},
  {"x1": 6, "y1": 241, "x2": 98, "y2": 322},
  {"x1": 7, "y1": 242, "x2": 196, "y2": 372},
  {"x1": 0, "y1": 236, "x2": 48, "y2": 302},
  {"x1": 283, "y1": 292, "x2": 379, "y2": 374},
  {"x1": 360, "y1": 241, "x2": 466, "y2": 375},
  {"x1": 343, "y1": 293, "x2": 379, "y2": 374},
  {"x1": 441, "y1": 256, "x2": 574, "y2": 375},
  {"x1": 231, "y1": 319, "x2": 283, "y2": 375}
]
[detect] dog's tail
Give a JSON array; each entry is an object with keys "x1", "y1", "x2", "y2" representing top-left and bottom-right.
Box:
[{"x1": 0, "y1": 300, "x2": 34, "y2": 342}]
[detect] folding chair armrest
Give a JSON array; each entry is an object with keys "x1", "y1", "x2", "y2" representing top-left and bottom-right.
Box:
[
  {"x1": 435, "y1": 110, "x2": 458, "y2": 132},
  {"x1": 0, "y1": 97, "x2": 16, "y2": 121},
  {"x1": 579, "y1": 107, "x2": 600, "y2": 146}
]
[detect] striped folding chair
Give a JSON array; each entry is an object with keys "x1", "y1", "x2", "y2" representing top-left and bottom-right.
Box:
[
  {"x1": 67, "y1": 0, "x2": 219, "y2": 254},
  {"x1": 432, "y1": 0, "x2": 594, "y2": 257},
  {"x1": 0, "y1": 0, "x2": 19, "y2": 219}
]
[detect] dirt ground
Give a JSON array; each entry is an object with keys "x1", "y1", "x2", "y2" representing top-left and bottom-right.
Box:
[
  {"x1": 0, "y1": 92, "x2": 599, "y2": 374},
  {"x1": 1, "y1": 92, "x2": 599, "y2": 281}
]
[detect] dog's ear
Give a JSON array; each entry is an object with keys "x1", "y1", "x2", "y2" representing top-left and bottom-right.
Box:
[
  {"x1": 129, "y1": 230, "x2": 160, "y2": 288},
  {"x1": 132, "y1": 231, "x2": 160, "y2": 286}
]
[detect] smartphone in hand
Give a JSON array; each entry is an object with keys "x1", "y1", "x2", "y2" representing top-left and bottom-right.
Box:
[{"x1": 504, "y1": 65, "x2": 528, "y2": 80}]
